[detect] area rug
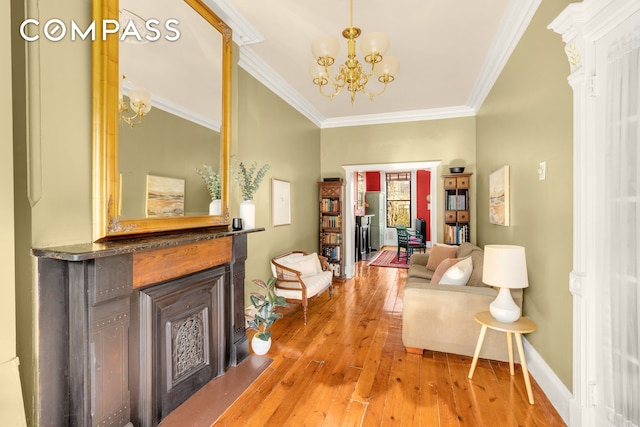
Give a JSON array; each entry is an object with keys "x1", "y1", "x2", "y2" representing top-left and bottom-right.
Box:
[{"x1": 368, "y1": 249, "x2": 411, "y2": 269}]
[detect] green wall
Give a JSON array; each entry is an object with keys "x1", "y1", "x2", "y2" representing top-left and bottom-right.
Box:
[
  {"x1": 320, "y1": 117, "x2": 477, "y2": 243},
  {"x1": 476, "y1": 0, "x2": 574, "y2": 389},
  {"x1": 235, "y1": 69, "x2": 322, "y2": 302}
]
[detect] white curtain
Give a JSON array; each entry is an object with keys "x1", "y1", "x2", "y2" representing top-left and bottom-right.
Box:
[{"x1": 602, "y1": 28, "x2": 640, "y2": 427}]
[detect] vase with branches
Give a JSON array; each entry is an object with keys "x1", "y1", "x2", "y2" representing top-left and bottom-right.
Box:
[
  {"x1": 232, "y1": 161, "x2": 270, "y2": 201},
  {"x1": 232, "y1": 160, "x2": 270, "y2": 229},
  {"x1": 196, "y1": 164, "x2": 222, "y2": 215}
]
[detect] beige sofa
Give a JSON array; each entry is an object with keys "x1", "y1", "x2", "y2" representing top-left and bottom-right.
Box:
[{"x1": 402, "y1": 242, "x2": 523, "y2": 362}]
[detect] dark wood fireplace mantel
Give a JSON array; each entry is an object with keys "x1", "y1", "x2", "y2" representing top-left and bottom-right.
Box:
[{"x1": 33, "y1": 228, "x2": 263, "y2": 427}]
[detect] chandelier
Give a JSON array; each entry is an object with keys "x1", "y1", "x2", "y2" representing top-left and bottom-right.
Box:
[
  {"x1": 309, "y1": 0, "x2": 399, "y2": 104},
  {"x1": 119, "y1": 75, "x2": 152, "y2": 128}
]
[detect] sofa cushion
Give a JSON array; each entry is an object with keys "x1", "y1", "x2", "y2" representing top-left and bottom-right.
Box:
[
  {"x1": 408, "y1": 263, "x2": 434, "y2": 280},
  {"x1": 287, "y1": 255, "x2": 321, "y2": 278},
  {"x1": 426, "y1": 244, "x2": 458, "y2": 271},
  {"x1": 438, "y1": 256, "x2": 473, "y2": 285},
  {"x1": 274, "y1": 270, "x2": 333, "y2": 299}
]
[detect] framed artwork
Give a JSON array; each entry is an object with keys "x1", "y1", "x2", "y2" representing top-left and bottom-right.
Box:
[
  {"x1": 489, "y1": 166, "x2": 510, "y2": 226},
  {"x1": 145, "y1": 175, "x2": 185, "y2": 217},
  {"x1": 272, "y1": 178, "x2": 291, "y2": 226}
]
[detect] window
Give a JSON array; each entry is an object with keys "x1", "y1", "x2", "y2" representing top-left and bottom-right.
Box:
[{"x1": 386, "y1": 172, "x2": 411, "y2": 227}]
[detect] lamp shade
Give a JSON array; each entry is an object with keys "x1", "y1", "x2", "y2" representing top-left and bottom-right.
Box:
[
  {"x1": 482, "y1": 245, "x2": 528, "y2": 289},
  {"x1": 311, "y1": 35, "x2": 340, "y2": 59},
  {"x1": 360, "y1": 32, "x2": 389, "y2": 56},
  {"x1": 374, "y1": 55, "x2": 400, "y2": 78}
]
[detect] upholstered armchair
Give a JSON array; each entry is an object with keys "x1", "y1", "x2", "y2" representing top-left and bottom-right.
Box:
[{"x1": 271, "y1": 251, "x2": 334, "y2": 324}]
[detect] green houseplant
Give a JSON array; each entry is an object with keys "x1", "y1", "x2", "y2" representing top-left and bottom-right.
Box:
[
  {"x1": 232, "y1": 160, "x2": 270, "y2": 229},
  {"x1": 196, "y1": 164, "x2": 221, "y2": 200},
  {"x1": 232, "y1": 161, "x2": 270, "y2": 201},
  {"x1": 196, "y1": 164, "x2": 222, "y2": 215},
  {"x1": 246, "y1": 277, "x2": 288, "y2": 354}
]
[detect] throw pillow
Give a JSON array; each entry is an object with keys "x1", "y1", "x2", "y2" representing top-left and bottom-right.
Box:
[
  {"x1": 426, "y1": 243, "x2": 458, "y2": 271},
  {"x1": 439, "y1": 256, "x2": 473, "y2": 286},
  {"x1": 287, "y1": 255, "x2": 320, "y2": 278},
  {"x1": 431, "y1": 256, "x2": 465, "y2": 284}
]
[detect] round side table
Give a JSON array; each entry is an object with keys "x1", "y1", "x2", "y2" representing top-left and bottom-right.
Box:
[{"x1": 467, "y1": 311, "x2": 537, "y2": 404}]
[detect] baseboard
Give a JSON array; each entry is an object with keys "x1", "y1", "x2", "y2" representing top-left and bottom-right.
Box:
[{"x1": 523, "y1": 337, "x2": 572, "y2": 424}]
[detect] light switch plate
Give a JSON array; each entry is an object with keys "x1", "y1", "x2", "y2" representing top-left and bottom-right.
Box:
[{"x1": 538, "y1": 161, "x2": 546, "y2": 180}]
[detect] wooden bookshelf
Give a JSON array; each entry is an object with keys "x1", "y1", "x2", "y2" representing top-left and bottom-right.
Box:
[
  {"x1": 442, "y1": 172, "x2": 472, "y2": 245},
  {"x1": 319, "y1": 181, "x2": 345, "y2": 281}
]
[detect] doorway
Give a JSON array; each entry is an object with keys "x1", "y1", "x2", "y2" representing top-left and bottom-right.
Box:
[{"x1": 342, "y1": 161, "x2": 441, "y2": 279}]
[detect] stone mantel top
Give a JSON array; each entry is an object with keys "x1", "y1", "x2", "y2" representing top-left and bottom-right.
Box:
[{"x1": 32, "y1": 228, "x2": 265, "y2": 262}]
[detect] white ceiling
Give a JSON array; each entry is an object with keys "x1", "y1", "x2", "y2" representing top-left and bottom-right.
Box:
[
  {"x1": 211, "y1": 0, "x2": 542, "y2": 128},
  {"x1": 120, "y1": 0, "x2": 541, "y2": 129}
]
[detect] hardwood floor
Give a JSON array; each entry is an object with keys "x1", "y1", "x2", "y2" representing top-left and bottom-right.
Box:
[{"x1": 214, "y1": 260, "x2": 566, "y2": 426}]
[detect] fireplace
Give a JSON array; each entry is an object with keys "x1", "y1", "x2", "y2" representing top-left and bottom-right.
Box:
[
  {"x1": 134, "y1": 267, "x2": 226, "y2": 425},
  {"x1": 33, "y1": 231, "x2": 258, "y2": 426}
]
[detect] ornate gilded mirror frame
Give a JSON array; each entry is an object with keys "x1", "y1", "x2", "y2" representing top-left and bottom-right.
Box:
[{"x1": 92, "y1": 0, "x2": 232, "y2": 241}]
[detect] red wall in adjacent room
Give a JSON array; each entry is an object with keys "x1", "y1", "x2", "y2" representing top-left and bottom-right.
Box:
[
  {"x1": 365, "y1": 172, "x2": 381, "y2": 191},
  {"x1": 416, "y1": 170, "x2": 431, "y2": 241}
]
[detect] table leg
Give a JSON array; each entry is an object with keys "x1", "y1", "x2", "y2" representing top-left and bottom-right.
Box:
[
  {"x1": 468, "y1": 325, "x2": 488, "y2": 379},
  {"x1": 507, "y1": 331, "x2": 514, "y2": 375},
  {"x1": 515, "y1": 332, "x2": 534, "y2": 404}
]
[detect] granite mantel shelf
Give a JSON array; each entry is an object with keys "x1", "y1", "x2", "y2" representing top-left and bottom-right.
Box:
[{"x1": 32, "y1": 227, "x2": 265, "y2": 261}]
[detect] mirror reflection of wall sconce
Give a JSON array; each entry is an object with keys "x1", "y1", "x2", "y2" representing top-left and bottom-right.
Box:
[{"x1": 119, "y1": 75, "x2": 152, "y2": 128}]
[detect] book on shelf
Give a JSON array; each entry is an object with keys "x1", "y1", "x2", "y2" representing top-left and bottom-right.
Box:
[
  {"x1": 322, "y1": 216, "x2": 341, "y2": 228},
  {"x1": 446, "y1": 194, "x2": 468, "y2": 210},
  {"x1": 321, "y1": 198, "x2": 340, "y2": 212},
  {"x1": 322, "y1": 233, "x2": 341, "y2": 244},
  {"x1": 444, "y1": 224, "x2": 470, "y2": 245}
]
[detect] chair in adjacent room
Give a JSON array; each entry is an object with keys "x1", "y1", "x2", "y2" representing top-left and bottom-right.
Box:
[{"x1": 396, "y1": 225, "x2": 427, "y2": 263}]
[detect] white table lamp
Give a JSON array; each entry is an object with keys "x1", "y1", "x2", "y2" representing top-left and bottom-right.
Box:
[{"x1": 482, "y1": 245, "x2": 528, "y2": 323}]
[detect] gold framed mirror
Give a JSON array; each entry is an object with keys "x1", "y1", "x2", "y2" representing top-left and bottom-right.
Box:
[{"x1": 92, "y1": 0, "x2": 231, "y2": 241}]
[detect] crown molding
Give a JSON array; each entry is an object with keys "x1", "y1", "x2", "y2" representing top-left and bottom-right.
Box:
[
  {"x1": 320, "y1": 106, "x2": 476, "y2": 129},
  {"x1": 122, "y1": 81, "x2": 220, "y2": 131},
  {"x1": 205, "y1": 0, "x2": 263, "y2": 45},
  {"x1": 238, "y1": 49, "x2": 326, "y2": 127},
  {"x1": 466, "y1": 0, "x2": 542, "y2": 111}
]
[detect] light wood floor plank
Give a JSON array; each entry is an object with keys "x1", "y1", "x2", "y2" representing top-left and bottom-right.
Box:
[{"x1": 210, "y1": 256, "x2": 566, "y2": 427}]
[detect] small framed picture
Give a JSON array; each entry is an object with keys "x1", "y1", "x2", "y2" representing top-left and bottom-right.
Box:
[{"x1": 272, "y1": 178, "x2": 291, "y2": 226}]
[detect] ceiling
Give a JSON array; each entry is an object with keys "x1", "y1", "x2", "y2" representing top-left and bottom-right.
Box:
[
  {"x1": 120, "y1": 0, "x2": 541, "y2": 130},
  {"x1": 211, "y1": 0, "x2": 541, "y2": 128}
]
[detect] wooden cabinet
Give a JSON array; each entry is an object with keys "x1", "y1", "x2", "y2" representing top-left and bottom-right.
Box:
[
  {"x1": 442, "y1": 172, "x2": 472, "y2": 244},
  {"x1": 319, "y1": 181, "x2": 345, "y2": 281}
]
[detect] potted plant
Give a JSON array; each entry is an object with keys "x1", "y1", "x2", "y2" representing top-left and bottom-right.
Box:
[
  {"x1": 196, "y1": 164, "x2": 221, "y2": 215},
  {"x1": 232, "y1": 160, "x2": 270, "y2": 229},
  {"x1": 246, "y1": 277, "x2": 288, "y2": 355}
]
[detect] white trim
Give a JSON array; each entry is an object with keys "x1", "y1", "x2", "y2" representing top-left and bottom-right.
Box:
[
  {"x1": 467, "y1": 0, "x2": 542, "y2": 110},
  {"x1": 121, "y1": 81, "x2": 221, "y2": 131},
  {"x1": 205, "y1": 0, "x2": 264, "y2": 46},
  {"x1": 523, "y1": 337, "x2": 572, "y2": 424},
  {"x1": 320, "y1": 107, "x2": 475, "y2": 129}
]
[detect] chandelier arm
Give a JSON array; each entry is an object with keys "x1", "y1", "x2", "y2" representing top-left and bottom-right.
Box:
[{"x1": 361, "y1": 79, "x2": 389, "y2": 101}]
